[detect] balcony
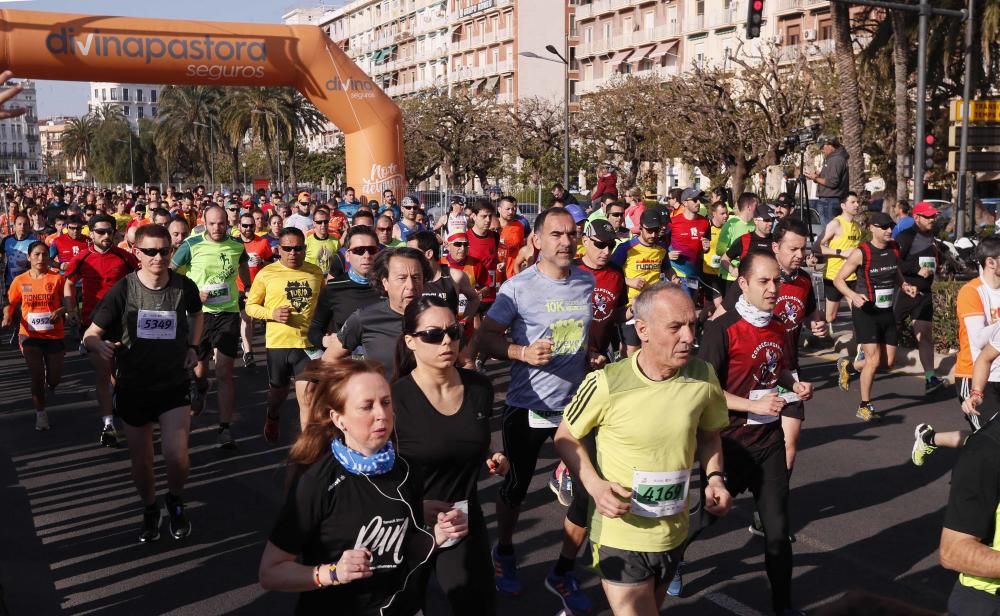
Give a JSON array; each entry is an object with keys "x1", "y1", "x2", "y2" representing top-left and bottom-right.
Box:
[
  {"x1": 705, "y1": 6, "x2": 739, "y2": 28},
  {"x1": 449, "y1": 0, "x2": 513, "y2": 21},
  {"x1": 576, "y1": 22, "x2": 680, "y2": 58},
  {"x1": 454, "y1": 27, "x2": 514, "y2": 51},
  {"x1": 575, "y1": 0, "x2": 656, "y2": 21},
  {"x1": 577, "y1": 64, "x2": 680, "y2": 95},
  {"x1": 414, "y1": 10, "x2": 449, "y2": 35},
  {"x1": 685, "y1": 14, "x2": 705, "y2": 32},
  {"x1": 448, "y1": 59, "x2": 514, "y2": 83},
  {"x1": 776, "y1": 0, "x2": 827, "y2": 12}
]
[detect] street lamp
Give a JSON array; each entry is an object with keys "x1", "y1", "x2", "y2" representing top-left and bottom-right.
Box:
[
  {"x1": 252, "y1": 109, "x2": 282, "y2": 193},
  {"x1": 192, "y1": 120, "x2": 215, "y2": 192},
  {"x1": 242, "y1": 161, "x2": 247, "y2": 192},
  {"x1": 116, "y1": 135, "x2": 134, "y2": 188},
  {"x1": 520, "y1": 45, "x2": 570, "y2": 190}
]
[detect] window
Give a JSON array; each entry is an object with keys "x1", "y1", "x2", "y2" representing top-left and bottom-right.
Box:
[
  {"x1": 123, "y1": 88, "x2": 129, "y2": 101},
  {"x1": 697, "y1": 0, "x2": 704, "y2": 16},
  {"x1": 786, "y1": 24, "x2": 801, "y2": 46},
  {"x1": 603, "y1": 21, "x2": 611, "y2": 41},
  {"x1": 123, "y1": 106, "x2": 130, "y2": 117},
  {"x1": 137, "y1": 89, "x2": 143, "y2": 102},
  {"x1": 111, "y1": 89, "x2": 118, "y2": 101},
  {"x1": 584, "y1": 26, "x2": 592, "y2": 44},
  {"x1": 101, "y1": 88, "x2": 107, "y2": 101},
  {"x1": 138, "y1": 107, "x2": 144, "y2": 119},
  {"x1": 94, "y1": 88, "x2": 98, "y2": 99},
  {"x1": 151, "y1": 89, "x2": 157, "y2": 103},
  {"x1": 818, "y1": 17, "x2": 833, "y2": 40},
  {"x1": 152, "y1": 106, "x2": 157, "y2": 117}
]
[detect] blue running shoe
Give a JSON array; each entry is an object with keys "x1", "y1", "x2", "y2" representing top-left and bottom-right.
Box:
[
  {"x1": 492, "y1": 544, "x2": 521, "y2": 596},
  {"x1": 545, "y1": 568, "x2": 592, "y2": 615},
  {"x1": 667, "y1": 562, "x2": 684, "y2": 597}
]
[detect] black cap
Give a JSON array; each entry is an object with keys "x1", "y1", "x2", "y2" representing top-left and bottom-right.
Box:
[
  {"x1": 775, "y1": 192, "x2": 791, "y2": 207},
  {"x1": 640, "y1": 208, "x2": 662, "y2": 229},
  {"x1": 869, "y1": 212, "x2": 895, "y2": 229},
  {"x1": 586, "y1": 219, "x2": 618, "y2": 244},
  {"x1": 753, "y1": 203, "x2": 774, "y2": 221}
]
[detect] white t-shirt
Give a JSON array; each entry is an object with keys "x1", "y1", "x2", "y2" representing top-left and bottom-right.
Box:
[{"x1": 985, "y1": 326, "x2": 1000, "y2": 383}]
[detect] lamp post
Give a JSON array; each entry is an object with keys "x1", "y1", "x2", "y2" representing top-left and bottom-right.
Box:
[
  {"x1": 192, "y1": 120, "x2": 215, "y2": 192},
  {"x1": 252, "y1": 109, "x2": 282, "y2": 193},
  {"x1": 519, "y1": 45, "x2": 571, "y2": 190},
  {"x1": 116, "y1": 136, "x2": 134, "y2": 188},
  {"x1": 242, "y1": 161, "x2": 247, "y2": 192}
]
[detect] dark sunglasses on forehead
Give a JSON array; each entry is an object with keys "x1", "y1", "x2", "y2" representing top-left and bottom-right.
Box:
[
  {"x1": 136, "y1": 247, "x2": 171, "y2": 258},
  {"x1": 410, "y1": 323, "x2": 462, "y2": 344},
  {"x1": 348, "y1": 245, "x2": 379, "y2": 256},
  {"x1": 279, "y1": 245, "x2": 305, "y2": 253},
  {"x1": 92, "y1": 227, "x2": 114, "y2": 235}
]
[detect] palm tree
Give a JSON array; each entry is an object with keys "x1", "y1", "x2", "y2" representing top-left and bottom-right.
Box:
[
  {"x1": 155, "y1": 85, "x2": 222, "y2": 184},
  {"x1": 276, "y1": 90, "x2": 328, "y2": 190},
  {"x1": 219, "y1": 87, "x2": 286, "y2": 184},
  {"x1": 61, "y1": 116, "x2": 96, "y2": 176},
  {"x1": 831, "y1": 2, "x2": 866, "y2": 192}
]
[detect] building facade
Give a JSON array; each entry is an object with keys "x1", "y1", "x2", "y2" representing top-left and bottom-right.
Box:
[
  {"x1": 39, "y1": 116, "x2": 88, "y2": 182},
  {"x1": 87, "y1": 82, "x2": 161, "y2": 128},
  {"x1": 0, "y1": 80, "x2": 43, "y2": 183}
]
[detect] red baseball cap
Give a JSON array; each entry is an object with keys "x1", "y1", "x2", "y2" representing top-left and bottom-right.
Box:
[
  {"x1": 913, "y1": 201, "x2": 940, "y2": 217},
  {"x1": 447, "y1": 232, "x2": 467, "y2": 243}
]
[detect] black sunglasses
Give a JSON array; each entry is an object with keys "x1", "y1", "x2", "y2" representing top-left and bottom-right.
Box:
[
  {"x1": 279, "y1": 245, "x2": 305, "y2": 253},
  {"x1": 607, "y1": 212, "x2": 624, "y2": 217},
  {"x1": 240, "y1": 223, "x2": 254, "y2": 228},
  {"x1": 401, "y1": 205, "x2": 417, "y2": 210},
  {"x1": 376, "y1": 226, "x2": 393, "y2": 232},
  {"x1": 451, "y1": 241, "x2": 469, "y2": 248},
  {"x1": 136, "y1": 247, "x2": 171, "y2": 258},
  {"x1": 411, "y1": 323, "x2": 462, "y2": 344},
  {"x1": 313, "y1": 219, "x2": 329, "y2": 225},
  {"x1": 92, "y1": 227, "x2": 114, "y2": 235},
  {"x1": 589, "y1": 239, "x2": 613, "y2": 250},
  {"x1": 348, "y1": 245, "x2": 379, "y2": 256},
  {"x1": 226, "y1": 207, "x2": 239, "y2": 212},
  {"x1": 66, "y1": 225, "x2": 81, "y2": 231}
]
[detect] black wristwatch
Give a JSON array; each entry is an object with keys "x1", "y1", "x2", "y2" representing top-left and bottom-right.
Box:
[
  {"x1": 835, "y1": 248, "x2": 842, "y2": 256},
  {"x1": 705, "y1": 471, "x2": 727, "y2": 485}
]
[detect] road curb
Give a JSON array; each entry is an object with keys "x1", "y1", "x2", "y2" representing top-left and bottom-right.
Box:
[{"x1": 804, "y1": 331, "x2": 957, "y2": 380}]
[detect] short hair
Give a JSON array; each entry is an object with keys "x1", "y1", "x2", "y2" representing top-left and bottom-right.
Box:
[
  {"x1": 897, "y1": 199, "x2": 911, "y2": 214},
  {"x1": 344, "y1": 224, "x2": 378, "y2": 248},
  {"x1": 499, "y1": 196, "x2": 517, "y2": 208},
  {"x1": 353, "y1": 210, "x2": 376, "y2": 225},
  {"x1": 737, "y1": 192, "x2": 759, "y2": 211},
  {"x1": 599, "y1": 193, "x2": 617, "y2": 204},
  {"x1": 314, "y1": 206, "x2": 330, "y2": 217},
  {"x1": 738, "y1": 249, "x2": 778, "y2": 280},
  {"x1": 976, "y1": 236, "x2": 1000, "y2": 268},
  {"x1": 89, "y1": 214, "x2": 116, "y2": 229},
  {"x1": 151, "y1": 207, "x2": 170, "y2": 221},
  {"x1": 552, "y1": 182, "x2": 565, "y2": 191},
  {"x1": 842, "y1": 191, "x2": 858, "y2": 203},
  {"x1": 239, "y1": 212, "x2": 254, "y2": 222},
  {"x1": 268, "y1": 213, "x2": 282, "y2": 223},
  {"x1": 370, "y1": 247, "x2": 432, "y2": 296},
  {"x1": 472, "y1": 200, "x2": 495, "y2": 216},
  {"x1": 54, "y1": 213, "x2": 68, "y2": 224},
  {"x1": 169, "y1": 217, "x2": 190, "y2": 230},
  {"x1": 279, "y1": 227, "x2": 305, "y2": 243},
  {"x1": 181, "y1": 192, "x2": 194, "y2": 201},
  {"x1": 606, "y1": 200, "x2": 626, "y2": 211},
  {"x1": 135, "y1": 223, "x2": 170, "y2": 244},
  {"x1": 670, "y1": 188, "x2": 684, "y2": 202},
  {"x1": 535, "y1": 206, "x2": 573, "y2": 235},
  {"x1": 633, "y1": 281, "x2": 691, "y2": 322},
  {"x1": 409, "y1": 230, "x2": 441, "y2": 259},
  {"x1": 772, "y1": 218, "x2": 809, "y2": 243},
  {"x1": 345, "y1": 186, "x2": 356, "y2": 193},
  {"x1": 709, "y1": 201, "x2": 728, "y2": 214},
  {"x1": 66, "y1": 215, "x2": 84, "y2": 226}
]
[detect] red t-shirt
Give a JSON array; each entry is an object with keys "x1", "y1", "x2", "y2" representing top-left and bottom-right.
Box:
[
  {"x1": 64, "y1": 246, "x2": 139, "y2": 324},
  {"x1": 327, "y1": 210, "x2": 349, "y2": 240},
  {"x1": 239, "y1": 235, "x2": 274, "y2": 292},
  {"x1": 51, "y1": 234, "x2": 89, "y2": 270},
  {"x1": 466, "y1": 229, "x2": 499, "y2": 303},
  {"x1": 668, "y1": 213, "x2": 710, "y2": 276},
  {"x1": 575, "y1": 260, "x2": 627, "y2": 355}
]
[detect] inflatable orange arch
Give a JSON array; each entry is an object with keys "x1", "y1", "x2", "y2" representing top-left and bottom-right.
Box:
[{"x1": 0, "y1": 9, "x2": 406, "y2": 200}]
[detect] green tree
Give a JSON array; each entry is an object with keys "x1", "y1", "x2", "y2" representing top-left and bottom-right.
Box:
[
  {"x1": 61, "y1": 116, "x2": 96, "y2": 176},
  {"x1": 155, "y1": 85, "x2": 222, "y2": 184}
]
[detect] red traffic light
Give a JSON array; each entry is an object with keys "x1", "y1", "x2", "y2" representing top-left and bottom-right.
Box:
[
  {"x1": 925, "y1": 134, "x2": 935, "y2": 145},
  {"x1": 753, "y1": 0, "x2": 763, "y2": 9}
]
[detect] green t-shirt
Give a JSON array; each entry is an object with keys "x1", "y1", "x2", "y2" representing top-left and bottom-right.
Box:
[
  {"x1": 171, "y1": 234, "x2": 248, "y2": 313},
  {"x1": 715, "y1": 215, "x2": 755, "y2": 281},
  {"x1": 564, "y1": 352, "x2": 729, "y2": 552}
]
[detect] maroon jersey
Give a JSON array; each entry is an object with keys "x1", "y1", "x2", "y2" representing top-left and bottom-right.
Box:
[
  {"x1": 574, "y1": 259, "x2": 626, "y2": 356},
  {"x1": 726, "y1": 232, "x2": 774, "y2": 261},
  {"x1": 466, "y1": 229, "x2": 499, "y2": 303},
  {"x1": 699, "y1": 309, "x2": 790, "y2": 452},
  {"x1": 773, "y1": 270, "x2": 817, "y2": 369}
]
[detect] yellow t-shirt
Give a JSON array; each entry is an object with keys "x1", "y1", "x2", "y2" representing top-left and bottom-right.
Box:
[
  {"x1": 564, "y1": 352, "x2": 729, "y2": 552},
  {"x1": 305, "y1": 233, "x2": 341, "y2": 277},
  {"x1": 825, "y1": 214, "x2": 863, "y2": 282},
  {"x1": 703, "y1": 224, "x2": 723, "y2": 275},
  {"x1": 245, "y1": 261, "x2": 325, "y2": 349}
]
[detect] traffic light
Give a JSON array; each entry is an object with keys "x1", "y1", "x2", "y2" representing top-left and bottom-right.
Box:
[
  {"x1": 924, "y1": 133, "x2": 936, "y2": 170},
  {"x1": 903, "y1": 152, "x2": 913, "y2": 179},
  {"x1": 746, "y1": 0, "x2": 765, "y2": 39}
]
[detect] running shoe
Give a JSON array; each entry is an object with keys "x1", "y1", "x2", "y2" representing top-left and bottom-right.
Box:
[
  {"x1": 35, "y1": 411, "x2": 50, "y2": 431},
  {"x1": 190, "y1": 379, "x2": 205, "y2": 416},
  {"x1": 911, "y1": 423, "x2": 937, "y2": 467},
  {"x1": 165, "y1": 494, "x2": 191, "y2": 540},
  {"x1": 100, "y1": 422, "x2": 120, "y2": 448},
  {"x1": 856, "y1": 402, "x2": 877, "y2": 422},
  {"x1": 264, "y1": 413, "x2": 280, "y2": 444},
  {"x1": 492, "y1": 544, "x2": 521, "y2": 596},
  {"x1": 139, "y1": 505, "x2": 161, "y2": 543},
  {"x1": 544, "y1": 568, "x2": 592, "y2": 615},
  {"x1": 666, "y1": 562, "x2": 684, "y2": 597},
  {"x1": 836, "y1": 358, "x2": 851, "y2": 392},
  {"x1": 218, "y1": 426, "x2": 236, "y2": 450},
  {"x1": 855, "y1": 346, "x2": 866, "y2": 363},
  {"x1": 243, "y1": 351, "x2": 256, "y2": 369},
  {"x1": 748, "y1": 510, "x2": 765, "y2": 537},
  {"x1": 926, "y1": 375, "x2": 947, "y2": 395},
  {"x1": 548, "y1": 463, "x2": 573, "y2": 507}
]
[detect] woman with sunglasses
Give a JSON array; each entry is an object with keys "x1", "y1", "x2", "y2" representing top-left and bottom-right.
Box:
[
  {"x1": 392, "y1": 296, "x2": 507, "y2": 615},
  {"x1": 3, "y1": 241, "x2": 69, "y2": 431}
]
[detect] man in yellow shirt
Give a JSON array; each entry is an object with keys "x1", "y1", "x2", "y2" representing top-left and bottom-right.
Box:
[
  {"x1": 245, "y1": 227, "x2": 325, "y2": 443},
  {"x1": 555, "y1": 281, "x2": 731, "y2": 615},
  {"x1": 819, "y1": 191, "x2": 863, "y2": 327}
]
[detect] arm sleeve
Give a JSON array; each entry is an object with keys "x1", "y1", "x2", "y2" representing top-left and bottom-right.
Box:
[
  {"x1": 171, "y1": 241, "x2": 192, "y2": 270},
  {"x1": 485, "y1": 281, "x2": 517, "y2": 328},
  {"x1": 89, "y1": 279, "x2": 128, "y2": 331},
  {"x1": 308, "y1": 286, "x2": 333, "y2": 349},
  {"x1": 821, "y1": 157, "x2": 845, "y2": 191},
  {"x1": 268, "y1": 470, "x2": 324, "y2": 555},
  {"x1": 725, "y1": 236, "x2": 744, "y2": 261},
  {"x1": 563, "y1": 370, "x2": 609, "y2": 440},
  {"x1": 64, "y1": 252, "x2": 84, "y2": 282},
  {"x1": 896, "y1": 231, "x2": 918, "y2": 275},
  {"x1": 336, "y1": 310, "x2": 364, "y2": 351},
  {"x1": 943, "y1": 438, "x2": 1000, "y2": 538},
  {"x1": 244, "y1": 271, "x2": 271, "y2": 321}
]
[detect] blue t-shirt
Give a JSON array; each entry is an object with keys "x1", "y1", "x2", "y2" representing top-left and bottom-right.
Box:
[
  {"x1": 340, "y1": 200, "x2": 363, "y2": 221},
  {"x1": 892, "y1": 215, "x2": 915, "y2": 239},
  {"x1": 2, "y1": 234, "x2": 39, "y2": 285},
  {"x1": 487, "y1": 265, "x2": 594, "y2": 412}
]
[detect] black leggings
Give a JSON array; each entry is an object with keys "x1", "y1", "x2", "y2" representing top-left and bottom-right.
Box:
[
  {"x1": 428, "y1": 505, "x2": 496, "y2": 615},
  {"x1": 715, "y1": 440, "x2": 792, "y2": 613},
  {"x1": 499, "y1": 406, "x2": 557, "y2": 507}
]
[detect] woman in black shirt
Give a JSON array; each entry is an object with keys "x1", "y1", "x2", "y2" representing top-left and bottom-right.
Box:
[
  {"x1": 259, "y1": 359, "x2": 468, "y2": 616},
  {"x1": 392, "y1": 296, "x2": 508, "y2": 614}
]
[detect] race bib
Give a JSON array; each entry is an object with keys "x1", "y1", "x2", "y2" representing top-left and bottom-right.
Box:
[
  {"x1": 457, "y1": 294, "x2": 468, "y2": 319},
  {"x1": 682, "y1": 277, "x2": 699, "y2": 292},
  {"x1": 918, "y1": 256, "x2": 936, "y2": 270},
  {"x1": 137, "y1": 309, "x2": 177, "y2": 340},
  {"x1": 747, "y1": 388, "x2": 781, "y2": 424},
  {"x1": 631, "y1": 469, "x2": 691, "y2": 518},
  {"x1": 709, "y1": 254, "x2": 721, "y2": 269},
  {"x1": 305, "y1": 347, "x2": 323, "y2": 360},
  {"x1": 26, "y1": 312, "x2": 53, "y2": 332},
  {"x1": 202, "y1": 283, "x2": 231, "y2": 305},
  {"x1": 874, "y1": 287, "x2": 894, "y2": 309},
  {"x1": 247, "y1": 253, "x2": 262, "y2": 267},
  {"x1": 528, "y1": 409, "x2": 562, "y2": 429}
]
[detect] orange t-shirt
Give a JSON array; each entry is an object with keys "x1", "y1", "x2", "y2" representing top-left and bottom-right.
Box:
[
  {"x1": 7, "y1": 271, "x2": 66, "y2": 340},
  {"x1": 955, "y1": 277, "x2": 1000, "y2": 378},
  {"x1": 497, "y1": 221, "x2": 526, "y2": 283}
]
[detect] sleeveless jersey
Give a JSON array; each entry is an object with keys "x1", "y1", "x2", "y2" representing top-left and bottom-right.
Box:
[
  {"x1": 824, "y1": 214, "x2": 863, "y2": 282},
  {"x1": 855, "y1": 241, "x2": 900, "y2": 310}
]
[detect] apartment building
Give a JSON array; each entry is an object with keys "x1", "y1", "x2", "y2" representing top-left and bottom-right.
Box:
[
  {"x1": 87, "y1": 82, "x2": 161, "y2": 128},
  {"x1": 0, "y1": 80, "x2": 43, "y2": 183},
  {"x1": 39, "y1": 116, "x2": 88, "y2": 182}
]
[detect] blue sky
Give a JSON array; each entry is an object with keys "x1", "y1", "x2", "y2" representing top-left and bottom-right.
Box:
[{"x1": 15, "y1": 0, "x2": 291, "y2": 118}]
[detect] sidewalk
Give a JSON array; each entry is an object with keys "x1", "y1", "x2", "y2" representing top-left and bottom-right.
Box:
[{"x1": 804, "y1": 328, "x2": 957, "y2": 380}]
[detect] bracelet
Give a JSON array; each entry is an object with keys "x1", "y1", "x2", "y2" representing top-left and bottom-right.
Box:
[
  {"x1": 970, "y1": 389, "x2": 985, "y2": 400},
  {"x1": 313, "y1": 565, "x2": 323, "y2": 588},
  {"x1": 328, "y1": 563, "x2": 340, "y2": 586},
  {"x1": 706, "y1": 470, "x2": 727, "y2": 485}
]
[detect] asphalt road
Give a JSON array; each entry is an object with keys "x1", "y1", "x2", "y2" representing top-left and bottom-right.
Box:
[{"x1": 0, "y1": 330, "x2": 964, "y2": 616}]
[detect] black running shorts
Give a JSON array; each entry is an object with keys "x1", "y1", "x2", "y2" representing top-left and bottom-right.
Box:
[
  {"x1": 114, "y1": 385, "x2": 191, "y2": 428},
  {"x1": 266, "y1": 348, "x2": 313, "y2": 388},
  {"x1": 593, "y1": 543, "x2": 682, "y2": 587},
  {"x1": 823, "y1": 279, "x2": 844, "y2": 302},
  {"x1": 852, "y1": 304, "x2": 898, "y2": 346},
  {"x1": 894, "y1": 290, "x2": 933, "y2": 323},
  {"x1": 198, "y1": 311, "x2": 240, "y2": 360}
]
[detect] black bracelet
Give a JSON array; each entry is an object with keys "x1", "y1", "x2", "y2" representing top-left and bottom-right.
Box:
[{"x1": 705, "y1": 471, "x2": 727, "y2": 485}]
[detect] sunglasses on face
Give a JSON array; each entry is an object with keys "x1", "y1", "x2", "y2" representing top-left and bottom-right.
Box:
[
  {"x1": 401, "y1": 205, "x2": 417, "y2": 210},
  {"x1": 590, "y1": 239, "x2": 613, "y2": 250},
  {"x1": 240, "y1": 223, "x2": 254, "y2": 228},
  {"x1": 411, "y1": 323, "x2": 462, "y2": 344},
  {"x1": 872, "y1": 224, "x2": 893, "y2": 230},
  {"x1": 137, "y1": 247, "x2": 171, "y2": 258},
  {"x1": 313, "y1": 219, "x2": 329, "y2": 226},
  {"x1": 451, "y1": 241, "x2": 469, "y2": 248},
  {"x1": 376, "y1": 226, "x2": 393, "y2": 232},
  {"x1": 67, "y1": 226, "x2": 81, "y2": 231},
  {"x1": 226, "y1": 207, "x2": 238, "y2": 212},
  {"x1": 92, "y1": 227, "x2": 114, "y2": 235},
  {"x1": 607, "y1": 212, "x2": 624, "y2": 217},
  {"x1": 348, "y1": 245, "x2": 379, "y2": 256},
  {"x1": 279, "y1": 245, "x2": 305, "y2": 253}
]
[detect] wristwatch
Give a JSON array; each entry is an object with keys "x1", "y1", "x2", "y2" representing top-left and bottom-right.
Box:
[
  {"x1": 705, "y1": 470, "x2": 727, "y2": 485},
  {"x1": 835, "y1": 248, "x2": 842, "y2": 256}
]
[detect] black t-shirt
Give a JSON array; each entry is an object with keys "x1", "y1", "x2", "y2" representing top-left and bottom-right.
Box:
[
  {"x1": 393, "y1": 369, "x2": 494, "y2": 509},
  {"x1": 308, "y1": 276, "x2": 381, "y2": 349},
  {"x1": 944, "y1": 418, "x2": 1000, "y2": 545},
  {"x1": 725, "y1": 232, "x2": 773, "y2": 261},
  {"x1": 269, "y1": 451, "x2": 431, "y2": 616},
  {"x1": 896, "y1": 227, "x2": 938, "y2": 292},
  {"x1": 338, "y1": 300, "x2": 403, "y2": 380},
  {"x1": 421, "y1": 266, "x2": 459, "y2": 315},
  {"x1": 90, "y1": 271, "x2": 202, "y2": 391}
]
